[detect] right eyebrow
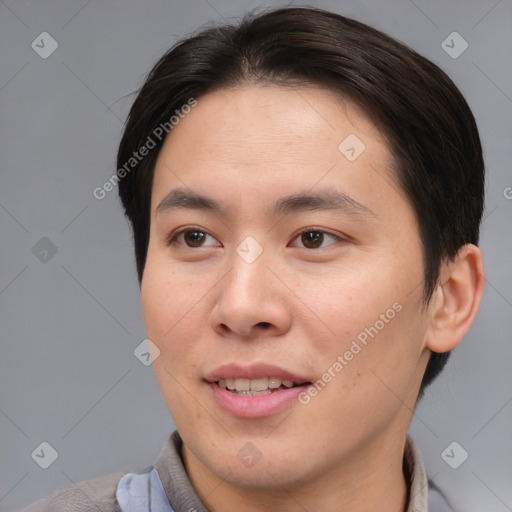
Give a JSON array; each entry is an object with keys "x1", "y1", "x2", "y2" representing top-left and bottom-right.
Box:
[{"x1": 155, "y1": 188, "x2": 223, "y2": 216}]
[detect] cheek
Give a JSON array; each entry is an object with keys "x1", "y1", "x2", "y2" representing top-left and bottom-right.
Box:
[
  {"x1": 141, "y1": 255, "x2": 202, "y2": 360},
  {"x1": 294, "y1": 263, "x2": 402, "y2": 346},
  {"x1": 141, "y1": 256, "x2": 210, "y2": 417},
  {"x1": 301, "y1": 261, "x2": 425, "y2": 396},
  {"x1": 301, "y1": 306, "x2": 425, "y2": 447}
]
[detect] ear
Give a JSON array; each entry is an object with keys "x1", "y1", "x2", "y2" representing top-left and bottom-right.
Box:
[{"x1": 425, "y1": 244, "x2": 485, "y2": 353}]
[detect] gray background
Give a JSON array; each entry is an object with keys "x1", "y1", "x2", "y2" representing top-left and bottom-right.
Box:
[{"x1": 0, "y1": 0, "x2": 511, "y2": 510}]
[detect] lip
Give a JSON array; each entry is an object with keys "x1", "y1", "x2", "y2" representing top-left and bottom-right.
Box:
[
  {"x1": 205, "y1": 363, "x2": 309, "y2": 383},
  {"x1": 205, "y1": 363, "x2": 311, "y2": 419},
  {"x1": 208, "y1": 382, "x2": 309, "y2": 419}
]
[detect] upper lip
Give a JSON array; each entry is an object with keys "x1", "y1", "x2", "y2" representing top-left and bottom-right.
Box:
[{"x1": 205, "y1": 363, "x2": 311, "y2": 384}]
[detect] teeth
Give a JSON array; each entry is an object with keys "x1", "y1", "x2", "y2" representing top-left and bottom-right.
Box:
[
  {"x1": 268, "y1": 377, "x2": 281, "y2": 389},
  {"x1": 231, "y1": 389, "x2": 272, "y2": 396},
  {"x1": 216, "y1": 377, "x2": 301, "y2": 393},
  {"x1": 234, "y1": 378, "x2": 250, "y2": 391},
  {"x1": 250, "y1": 377, "x2": 268, "y2": 391}
]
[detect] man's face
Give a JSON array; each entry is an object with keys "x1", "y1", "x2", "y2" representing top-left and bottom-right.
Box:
[{"x1": 141, "y1": 85, "x2": 431, "y2": 489}]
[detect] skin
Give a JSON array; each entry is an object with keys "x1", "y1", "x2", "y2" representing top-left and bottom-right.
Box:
[{"x1": 141, "y1": 84, "x2": 485, "y2": 512}]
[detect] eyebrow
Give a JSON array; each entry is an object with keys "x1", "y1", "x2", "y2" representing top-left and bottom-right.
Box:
[
  {"x1": 156, "y1": 188, "x2": 223, "y2": 215},
  {"x1": 155, "y1": 187, "x2": 375, "y2": 218},
  {"x1": 274, "y1": 189, "x2": 375, "y2": 217}
]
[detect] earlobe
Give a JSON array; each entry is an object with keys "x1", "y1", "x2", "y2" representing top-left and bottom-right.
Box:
[{"x1": 425, "y1": 244, "x2": 485, "y2": 353}]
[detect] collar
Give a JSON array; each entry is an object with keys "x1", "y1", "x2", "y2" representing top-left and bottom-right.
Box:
[{"x1": 404, "y1": 434, "x2": 429, "y2": 511}]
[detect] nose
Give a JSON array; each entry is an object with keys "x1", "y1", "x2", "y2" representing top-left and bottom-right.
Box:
[{"x1": 210, "y1": 250, "x2": 292, "y2": 339}]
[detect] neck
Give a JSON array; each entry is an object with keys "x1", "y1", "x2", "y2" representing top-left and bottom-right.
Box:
[{"x1": 182, "y1": 430, "x2": 410, "y2": 512}]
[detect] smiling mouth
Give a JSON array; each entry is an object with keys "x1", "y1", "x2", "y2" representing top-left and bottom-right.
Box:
[{"x1": 216, "y1": 377, "x2": 310, "y2": 396}]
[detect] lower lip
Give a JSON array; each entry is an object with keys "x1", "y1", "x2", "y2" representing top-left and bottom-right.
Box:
[{"x1": 208, "y1": 382, "x2": 307, "y2": 419}]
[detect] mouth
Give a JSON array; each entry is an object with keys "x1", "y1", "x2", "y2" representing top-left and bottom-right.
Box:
[
  {"x1": 215, "y1": 377, "x2": 311, "y2": 396},
  {"x1": 205, "y1": 363, "x2": 313, "y2": 418}
]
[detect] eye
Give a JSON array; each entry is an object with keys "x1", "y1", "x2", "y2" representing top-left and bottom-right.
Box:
[
  {"x1": 167, "y1": 228, "x2": 220, "y2": 248},
  {"x1": 290, "y1": 229, "x2": 341, "y2": 249}
]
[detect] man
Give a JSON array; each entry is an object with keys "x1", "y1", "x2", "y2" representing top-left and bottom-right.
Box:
[{"x1": 22, "y1": 6, "x2": 485, "y2": 511}]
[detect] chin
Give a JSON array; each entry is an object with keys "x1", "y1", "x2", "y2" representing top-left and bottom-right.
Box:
[
  {"x1": 217, "y1": 454, "x2": 312, "y2": 491},
  {"x1": 187, "y1": 433, "x2": 317, "y2": 490}
]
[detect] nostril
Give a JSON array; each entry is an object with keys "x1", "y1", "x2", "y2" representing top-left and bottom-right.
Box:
[{"x1": 217, "y1": 321, "x2": 272, "y2": 336}]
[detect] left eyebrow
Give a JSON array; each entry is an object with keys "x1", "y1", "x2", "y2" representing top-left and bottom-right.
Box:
[{"x1": 273, "y1": 189, "x2": 376, "y2": 218}]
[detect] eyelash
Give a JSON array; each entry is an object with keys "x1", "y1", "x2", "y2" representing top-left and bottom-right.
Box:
[{"x1": 166, "y1": 226, "x2": 344, "y2": 249}]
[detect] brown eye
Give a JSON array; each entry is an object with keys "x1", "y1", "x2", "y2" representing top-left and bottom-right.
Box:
[
  {"x1": 290, "y1": 229, "x2": 341, "y2": 250},
  {"x1": 183, "y1": 231, "x2": 207, "y2": 247},
  {"x1": 167, "y1": 228, "x2": 220, "y2": 248},
  {"x1": 301, "y1": 231, "x2": 325, "y2": 248}
]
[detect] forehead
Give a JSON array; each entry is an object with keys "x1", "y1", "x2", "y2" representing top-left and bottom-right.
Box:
[{"x1": 151, "y1": 84, "x2": 399, "y2": 213}]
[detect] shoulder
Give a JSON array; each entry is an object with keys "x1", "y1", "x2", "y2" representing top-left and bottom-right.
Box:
[{"x1": 19, "y1": 471, "x2": 126, "y2": 512}]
